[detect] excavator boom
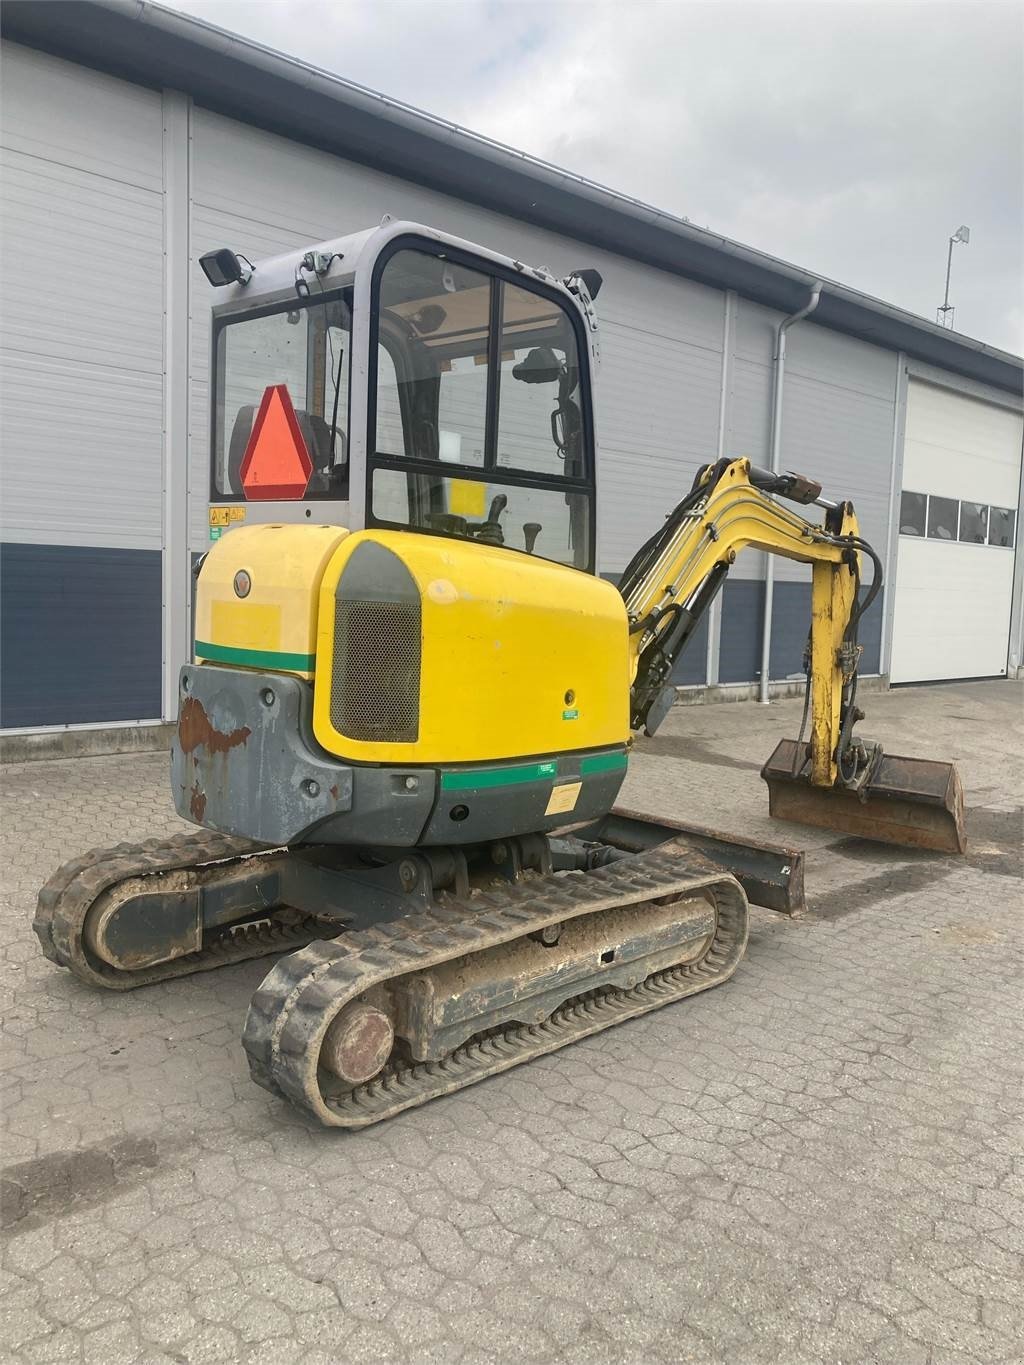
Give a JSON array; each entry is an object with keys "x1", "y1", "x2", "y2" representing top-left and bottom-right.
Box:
[{"x1": 619, "y1": 456, "x2": 966, "y2": 854}]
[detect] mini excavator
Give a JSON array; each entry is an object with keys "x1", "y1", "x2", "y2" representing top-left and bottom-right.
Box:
[{"x1": 35, "y1": 221, "x2": 965, "y2": 1128}]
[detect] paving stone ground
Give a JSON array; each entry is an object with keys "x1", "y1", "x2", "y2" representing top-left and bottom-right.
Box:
[{"x1": 1, "y1": 679, "x2": 1022, "y2": 1364}]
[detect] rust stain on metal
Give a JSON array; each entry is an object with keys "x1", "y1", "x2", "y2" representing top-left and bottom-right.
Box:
[
  {"x1": 189, "y1": 782, "x2": 207, "y2": 823},
  {"x1": 321, "y1": 1002, "x2": 395, "y2": 1085},
  {"x1": 329, "y1": 785, "x2": 340, "y2": 801},
  {"x1": 178, "y1": 696, "x2": 251, "y2": 755}
]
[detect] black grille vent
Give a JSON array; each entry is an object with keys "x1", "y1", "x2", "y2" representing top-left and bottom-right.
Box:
[{"x1": 331, "y1": 599, "x2": 421, "y2": 742}]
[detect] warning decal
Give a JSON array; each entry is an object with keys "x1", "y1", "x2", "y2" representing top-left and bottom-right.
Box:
[{"x1": 238, "y1": 385, "x2": 313, "y2": 501}]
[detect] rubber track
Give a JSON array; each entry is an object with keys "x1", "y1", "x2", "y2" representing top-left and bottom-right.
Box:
[
  {"x1": 33, "y1": 831, "x2": 330, "y2": 991},
  {"x1": 243, "y1": 845, "x2": 748, "y2": 1127}
]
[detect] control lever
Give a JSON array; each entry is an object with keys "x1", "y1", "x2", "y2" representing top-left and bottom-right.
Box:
[
  {"x1": 474, "y1": 494, "x2": 509, "y2": 547},
  {"x1": 523, "y1": 522, "x2": 542, "y2": 553}
]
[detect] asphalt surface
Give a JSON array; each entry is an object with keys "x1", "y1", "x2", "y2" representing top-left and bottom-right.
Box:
[{"x1": 1, "y1": 680, "x2": 1022, "y2": 1364}]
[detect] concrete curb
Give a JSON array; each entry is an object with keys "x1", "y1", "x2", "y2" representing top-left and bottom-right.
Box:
[
  {"x1": 672, "y1": 674, "x2": 889, "y2": 707},
  {"x1": 0, "y1": 724, "x2": 176, "y2": 765}
]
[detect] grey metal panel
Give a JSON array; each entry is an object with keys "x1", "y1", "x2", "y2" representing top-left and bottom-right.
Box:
[
  {"x1": 906, "y1": 359, "x2": 1023, "y2": 413},
  {"x1": 777, "y1": 370, "x2": 894, "y2": 577},
  {"x1": 786, "y1": 318, "x2": 896, "y2": 401},
  {"x1": 0, "y1": 46, "x2": 165, "y2": 550},
  {"x1": 0, "y1": 41, "x2": 163, "y2": 191},
  {"x1": 4, "y1": 6, "x2": 1019, "y2": 394},
  {"x1": 595, "y1": 322, "x2": 722, "y2": 573},
  {"x1": 0, "y1": 350, "x2": 163, "y2": 548},
  {"x1": 727, "y1": 299, "x2": 895, "y2": 591},
  {"x1": 727, "y1": 358, "x2": 773, "y2": 467},
  {"x1": 0, "y1": 542, "x2": 162, "y2": 727},
  {"x1": 718, "y1": 580, "x2": 765, "y2": 684},
  {"x1": 162, "y1": 90, "x2": 191, "y2": 721}
]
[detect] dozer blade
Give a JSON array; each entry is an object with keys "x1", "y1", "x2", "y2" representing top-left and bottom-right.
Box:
[{"x1": 761, "y1": 740, "x2": 966, "y2": 854}]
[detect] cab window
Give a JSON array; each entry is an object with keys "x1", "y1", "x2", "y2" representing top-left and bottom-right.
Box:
[
  {"x1": 212, "y1": 292, "x2": 351, "y2": 500},
  {"x1": 369, "y1": 246, "x2": 593, "y2": 569}
]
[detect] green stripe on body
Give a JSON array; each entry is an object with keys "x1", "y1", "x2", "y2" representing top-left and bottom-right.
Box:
[
  {"x1": 441, "y1": 750, "x2": 627, "y2": 791},
  {"x1": 441, "y1": 761, "x2": 558, "y2": 791},
  {"x1": 195, "y1": 640, "x2": 316, "y2": 672},
  {"x1": 579, "y1": 752, "x2": 629, "y2": 776}
]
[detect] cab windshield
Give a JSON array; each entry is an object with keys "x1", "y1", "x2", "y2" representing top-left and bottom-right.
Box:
[
  {"x1": 212, "y1": 290, "x2": 352, "y2": 500},
  {"x1": 368, "y1": 246, "x2": 594, "y2": 569}
]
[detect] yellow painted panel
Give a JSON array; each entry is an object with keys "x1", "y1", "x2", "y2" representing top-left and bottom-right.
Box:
[
  {"x1": 195, "y1": 522, "x2": 350, "y2": 677},
  {"x1": 313, "y1": 529, "x2": 631, "y2": 763},
  {"x1": 210, "y1": 600, "x2": 282, "y2": 652}
]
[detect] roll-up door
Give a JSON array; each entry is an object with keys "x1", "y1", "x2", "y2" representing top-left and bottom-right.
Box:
[{"x1": 890, "y1": 380, "x2": 1022, "y2": 683}]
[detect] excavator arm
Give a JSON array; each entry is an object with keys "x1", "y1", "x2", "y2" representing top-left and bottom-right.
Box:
[{"x1": 620, "y1": 458, "x2": 966, "y2": 852}]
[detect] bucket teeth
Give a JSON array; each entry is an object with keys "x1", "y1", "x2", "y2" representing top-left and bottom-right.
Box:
[{"x1": 761, "y1": 740, "x2": 966, "y2": 854}]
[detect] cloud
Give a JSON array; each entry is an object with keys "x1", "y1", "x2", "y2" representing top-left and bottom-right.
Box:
[{"x1": 166, "y1": 0, "x2": 1024, "y2": 352}]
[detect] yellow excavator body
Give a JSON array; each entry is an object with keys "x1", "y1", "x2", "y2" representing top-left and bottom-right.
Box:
[
  {"x1": 193, "y1": 522, "x2": 631, "y2": 764},
  {"x1": 311, "y1": 528, "x2": 631, "y2": 765}
]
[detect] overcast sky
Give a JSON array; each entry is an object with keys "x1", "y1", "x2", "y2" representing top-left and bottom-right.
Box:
[{"x1": 167, "y1": 0, "x2": 1023, "y2": 354}]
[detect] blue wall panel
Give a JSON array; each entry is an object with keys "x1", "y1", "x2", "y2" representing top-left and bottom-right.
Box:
[
  {"x1": 669, "y1": 611, "x2": 709, "y2": 686},
  {"x1": 718, "y1": 579, "x2": 765, "y2": 684},
  {"x1": 768, "y1": 580, "x2": 883, "y2": 680},
  {"x1": 1, "y1": 543, "x2": 162, "y2": 727},
  {"x1": 769, "y1": 582, "x2": 811, "y2": 681}
]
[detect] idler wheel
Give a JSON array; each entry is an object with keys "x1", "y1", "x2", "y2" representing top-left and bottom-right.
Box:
[{"x1": 320, "y1": 1001, "x2": 394, "y2": 1085}]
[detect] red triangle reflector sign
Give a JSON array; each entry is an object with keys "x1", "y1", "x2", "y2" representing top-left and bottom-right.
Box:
[{"x1": 239, "y1": 384, "x2": 313, "y2": 501}]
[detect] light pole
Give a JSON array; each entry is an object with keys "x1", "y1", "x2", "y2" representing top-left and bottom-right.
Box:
[{"x1": 937, "y1": 225, "x2": 970, "y2": 328}]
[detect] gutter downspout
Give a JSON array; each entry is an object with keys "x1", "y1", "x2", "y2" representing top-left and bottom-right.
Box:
[{"x1": 759, "y1": 281, "x2": 824, "y2": 703}]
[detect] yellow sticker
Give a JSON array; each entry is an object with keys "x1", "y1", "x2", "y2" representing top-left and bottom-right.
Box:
[
  {"x1": 209, "y1": 507, "x2": 231, "y2": 527},
  {"x1": 449, "y1": 480, "x2": 487, "y2": 517},
  {"x1": 544, "y1": 781, "x2": 582, "y2": 816},
  {"x1": 228, "y1": 506, "x2": 247, "y2": 522}
]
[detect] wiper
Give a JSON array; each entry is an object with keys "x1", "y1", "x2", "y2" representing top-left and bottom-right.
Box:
[{"x1": 328, "y1": 342, "x2": 344, "y2": 469}]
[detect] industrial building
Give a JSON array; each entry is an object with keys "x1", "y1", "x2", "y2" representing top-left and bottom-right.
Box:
[{"x1": 1, "y1": 0, "x2": 1022, "y2": 736}]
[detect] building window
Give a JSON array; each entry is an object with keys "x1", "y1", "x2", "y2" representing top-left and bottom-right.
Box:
[
  {"x1": 899, "y1": 491, "x2": 1018, "y2": 550},
  {"x1": 926, "y1": 496, "x2": 959, "y2": 541},
  {"x1": 899, "y1": 491, "x2": 926, "y2": 536},
  {"x1": 958, "y1": 502, "x2": 989, "y2": 544},
  {"x1": 989, "y1": 507, "x2": 1017, "y2": 548}
]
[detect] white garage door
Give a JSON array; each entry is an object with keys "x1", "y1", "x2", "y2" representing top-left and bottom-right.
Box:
[{"x1": 890, "y1": 380, "x2": 1022, "y2": 683}]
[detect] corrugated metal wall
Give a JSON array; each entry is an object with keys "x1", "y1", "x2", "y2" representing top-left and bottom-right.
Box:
[
  {"x1": 723, "y1": 299, "x2": 895, "y2": 680},
  {"x1": 0, "y1": 45, "x2": 165, "y2": 726},
  {"x1": 2, "y1": 40, "x2": 1018, "y2": 729}
]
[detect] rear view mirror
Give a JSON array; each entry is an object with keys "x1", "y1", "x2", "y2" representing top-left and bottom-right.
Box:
[
  {"x1": 512, "y1": 347, "x2": 563, "y2": 384},
  {"x1": 200, "y1": 248, "x2": 252, "y2": 288}
]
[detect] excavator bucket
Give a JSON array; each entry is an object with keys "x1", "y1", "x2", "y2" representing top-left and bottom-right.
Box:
[{"x1": 761, "y1": 740, "x2": 967, "y2": 854}]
